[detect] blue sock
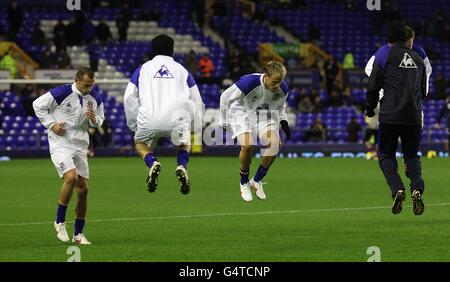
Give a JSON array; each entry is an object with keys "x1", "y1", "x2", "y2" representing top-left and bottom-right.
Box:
[
  {"x1": 74, "y1": 219, "x2": 85, "y2": 235},
  {"x1": 254, "y1": 165, "x2": 269, "y2": 182},
  {"x1": 56, "y1": 204, "x2": 67, "y2": 224},
  {"x1": 177, "y1": 150, "x2": 189, "y2": 168},
  {"x1": 144, "y1": 152, "x2": 157, "y2": 168},
  {"x1": 240, "y1": 169, "x2": 249, "y2": 184}
]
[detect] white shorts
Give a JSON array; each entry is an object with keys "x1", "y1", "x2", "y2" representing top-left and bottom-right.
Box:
[
  {"x1": 50, "y1": 147, "x2": 89, "y2": 179},
  {"x1": 229, "y1": 111, "x2": 278, "y2": 140},
  {"x1": 134, "y1": 123, "x2": 191, "y2": 148}
]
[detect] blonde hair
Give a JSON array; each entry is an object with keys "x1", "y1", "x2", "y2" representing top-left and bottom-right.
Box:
[{"x1": 263, "y1": 61, "x2": 286, "y2": 77}]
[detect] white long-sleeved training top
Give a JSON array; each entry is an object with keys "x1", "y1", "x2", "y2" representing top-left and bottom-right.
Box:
[
  {"x1": 33, "y1": 83, "x2": 105, "y2": 152},
  {"x1": 124, "y1": 55, "x2": 204, "y2": 132},
  {"x1": 219, "y1": 73, "x2": 289, "y2": 126}
]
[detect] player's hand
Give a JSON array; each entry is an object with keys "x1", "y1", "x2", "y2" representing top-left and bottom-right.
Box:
[
  {"x1": 51, "y1": 122, "x2": 66, "y2": 136},
  {"x1": 365, "y1": 109, "x2": 375, "y2": 118},
  {"x1": 434, "y1": 123, "x2": 441, "y2": 129},
  {"x1": 85, "y1": 109, "x2": 96, "y2": 124},
  {"x1": 280, "y1": 120, "x2": 291, "y2": 140},
  {"x1": 364, "y1": 103, "x2": 376, "y2": 118}
]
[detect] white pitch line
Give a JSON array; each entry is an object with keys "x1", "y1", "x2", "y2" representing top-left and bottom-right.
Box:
[{"x1": 1, "y1": 202, "x2": 450, "y2": 228}]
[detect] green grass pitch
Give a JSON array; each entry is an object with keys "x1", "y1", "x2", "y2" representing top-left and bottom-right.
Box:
[{"x1": 1, "y1": 156, "x2": 450, "y2": 262}]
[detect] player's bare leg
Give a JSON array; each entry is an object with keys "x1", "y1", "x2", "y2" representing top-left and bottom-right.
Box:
[
  {"x1": 135, "y1": 142, "x2": 160, "y2": 192},
  {"x1": 59, "y1": 169, "x2": 77, "y2": 206},
  {"x1": 54, "y1": 169, "x2": 77, "y2": 242},
  {"x1": 250, "y1": 129, "x2": 282, "y2": 200},
  {"x1": 176, "y1": 144, "x2": 191, "y2": 194},
  {"x1": 72, "y1": 176, "x2": 91, "y2": 245},
  {"x1": 237, "y1": 133, "x2": 254, "y2": 201}
]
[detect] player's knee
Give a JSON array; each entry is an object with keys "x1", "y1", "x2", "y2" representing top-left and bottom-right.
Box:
[
  {"x1": 77, "y1": 187, "x2": 88, "y2": 198},
  {"x1": 240, "y1": 145, "x2": 253, "y2": 154},
  {"x1": 64, "y1": 171, "x2": 78, "y2": 186},
  {"x1": 77, "y1": 180, "x2": 88, "y2": 190}
]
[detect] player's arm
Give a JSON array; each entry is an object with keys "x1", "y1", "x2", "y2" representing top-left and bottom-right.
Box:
[
  {"x1": 32, "y1": 92, "x2": 58, "y2": 130},
  {"x1": 219, "y1": 84, "x2": 243, "y2": 127},
  {"x1": 414, "y1": 45, "x2": 432, "y2": 96},
  {"x1": 278, "y1": 83, "x2": 291, "y2": 139},
  {"x1": 364, "y1": 55, "x2": 375, "y2": 77},
  {"x1": 124, "y1": 67, "x2": 141, "y2": 132},
  {"x1": 187, "y1": 72, "x2": 205, "y2": 131},
  {"x1": 366, "y1": 61, "x2": 384, "y2": 117},
  {"x1": 423, "y1": 56, "x2": 432, "y2": 96},
  {"x1": 89, "y1": 102, "x2": 105, "y2": 128},
  {"x1": 366, "y1": 45, "x2": 391, "y2": 117}
]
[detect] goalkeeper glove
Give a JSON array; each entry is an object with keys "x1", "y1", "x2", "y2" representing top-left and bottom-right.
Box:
[{"x1": 280, "y1": 120, "x2": 291, "y2": 140}]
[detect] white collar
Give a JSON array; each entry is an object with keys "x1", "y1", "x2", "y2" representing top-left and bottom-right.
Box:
[{"x1": 72, "y1": 83, "x2": 84, "y2": 97}]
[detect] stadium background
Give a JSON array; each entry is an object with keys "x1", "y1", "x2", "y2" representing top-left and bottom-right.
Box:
[
  {"x1": 1, "y1": 0, "x2": 449, "y2": 156},
  {"x1": 1, "y1": 0, "x2": 450, "y2": 262}
]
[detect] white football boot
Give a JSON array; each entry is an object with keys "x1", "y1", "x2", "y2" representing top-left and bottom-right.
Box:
[
  {"x1": 249, "y1": 178, "x2": 267, "y2": 200},
  {"x1": 175, "y1": 165, "x2": 191, "y2": 195},
  {"x1": 54, "y1": 221, "x2": 70, "y2": 242},
  {"x1": 146, "y1": 161, "x2": 161, "y2": 192},
  {"x1": 240, "y1": 182, "x2": 253, "y2": 202},
  {"x1": 72, "y1": 233, "x2": 92, "y2": 245}
]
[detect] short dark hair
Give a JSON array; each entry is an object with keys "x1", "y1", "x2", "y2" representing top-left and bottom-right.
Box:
[
  {"x1": 406, "y1": 25, "x2": 415, "y2": 40},
  {"x1": 387, "y1": 22, "x2": 408, "y2": 43},
  {"x1": 150, "y1": 34, "x2": 174, "y2": 58},
  {"x1": 75, "y1": 67, "x2": 95, "y2": 80}
]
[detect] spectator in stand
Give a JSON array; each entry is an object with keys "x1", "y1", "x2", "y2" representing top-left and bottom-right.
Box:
[
  {"x1": 308, "y1": 22, "x2": 321, "y2": 44},
  {"x1": 83, "y1": 19, "x2": 97, "y2": 45},
  {"x1": 66, "y1": 16, "x2": 83, "y2": 46},
  {"x1": 435, "y1": 73, "x2": 448, "y2": 100},
  {"x1": 96, "y1": 20, "x2": 112, "y2": 45},
  {"x1": 55, "y1": 49, "x2": 71, "y2": 69},
  {"x1": 32, "y1": 25, "x2": 48, "y2": 47},
  {"x1": 342, "y1": 86, "x2": 353, "y2": 107},
  {"x1": 39, "y1": 49, "x2": 54, "y2": 69},
  {"x1": 116, "y1": 3, "x2": 132, "y2": 42},
  {"x1": 298, "y1": 95, "x2": 314, "y2": 113},
  {"x1": 310, "y1": 89, "x2": 324, "y2": 113},
  {"x1": 342, "y1": 50, "x2": 355, "y2": 69},
  {"x1": 323, "y1": 55, "x2": 340, "y2": 96},
  {"x1": 305, "y1": 118, "x2": 327, "y2": 142},
  {"x1": 86, "y1": 45, "x2": 100, "y2": 72},
  {"x1": 347, "y1": 115, "x2": 361, "y2": 143},
  {"x1": 185, "y1": 49, "x2": 197, "y2": 75},
  {"x1": 0, "y1": 48, "x2": 18, "y2": 78},
  {"x1": 7, "y1": 0, "x2": 23, "y2": 40},
  {"x1": 198, "y1": 54, "x2": 214, "y2": 82},
  {"x1": 53, "y1": 20, "x2": 67, "y2": 53},
  {"x1": 435, "y1": 95, "x2": 450, "y2": 155},
  {"x1": 328, "y1": 88, "x2": 343, "y2": 107},
  {"x1": 192, "y1": 0, "x2": 206, "y2": 28}
]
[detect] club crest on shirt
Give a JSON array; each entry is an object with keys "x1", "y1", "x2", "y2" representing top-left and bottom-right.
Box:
[
  {"x1": 154, "y1": 65, "x2": 174, "y2": 79},
  {"x1": 272, "y1": 92, "x2": 281, "y2": 101},
  {"x1": 399, "y1": 53, "x2": 417, "y2": 69}
]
